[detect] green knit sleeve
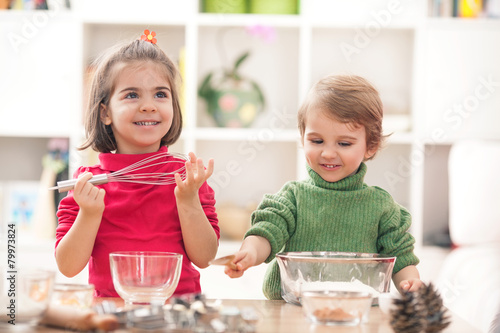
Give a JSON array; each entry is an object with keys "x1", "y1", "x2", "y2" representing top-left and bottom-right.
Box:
[
  {"x1": 376, "y1": 190, "x2": 420, "y2": 274},
  {"x1": 244, "y1": 183, "x2": 297, "y2": 263}
]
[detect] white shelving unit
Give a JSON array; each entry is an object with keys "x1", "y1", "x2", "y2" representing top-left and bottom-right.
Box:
[{"x1": 1, "y1": 0, "x2": 500, "y2": 262}]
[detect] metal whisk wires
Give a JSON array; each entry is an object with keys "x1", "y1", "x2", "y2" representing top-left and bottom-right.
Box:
[
  {"x1": 109, "y1": 152, "x2": 188, "y2": 184},
  {"x1": 49, "y1": 152, "x2": 189, "y2": 193}
]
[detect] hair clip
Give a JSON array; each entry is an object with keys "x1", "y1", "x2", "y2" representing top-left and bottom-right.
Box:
[{"x1": 141, "y1": 29, "x2": 157, "y2": 44}]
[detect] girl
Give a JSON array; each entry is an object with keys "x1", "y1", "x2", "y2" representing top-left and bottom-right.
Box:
[
  {"x1": 224, "y1": 74, "x2": 422, "y2": 299},
  {"x1": 55, "y1": 31, "x2": 219, "y2": 297}
]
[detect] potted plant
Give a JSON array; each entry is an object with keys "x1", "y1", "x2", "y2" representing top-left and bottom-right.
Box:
[{"x1": 198, "y1": 51, "x2": 265, "y2": 128}]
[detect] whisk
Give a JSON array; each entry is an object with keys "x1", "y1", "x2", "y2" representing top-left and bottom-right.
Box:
[{"x1": 49, "y1": 152, "x2": 189, "y2": 193}]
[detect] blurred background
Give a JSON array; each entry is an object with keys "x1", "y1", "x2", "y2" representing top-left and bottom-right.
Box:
[{"x1": 0, "y1": 0, "x2": 499, "y2": 331}]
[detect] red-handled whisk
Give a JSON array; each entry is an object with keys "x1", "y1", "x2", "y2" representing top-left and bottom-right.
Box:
[{"x1": 48, "y1": 152, "x2": 189, "y2": 193}]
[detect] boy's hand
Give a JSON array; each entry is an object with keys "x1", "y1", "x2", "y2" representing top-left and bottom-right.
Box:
[
  {"x1": 399, "y1": 278, "x2": 424, "y2": 292},
  {"x1": 393, "y1": 265, "x2": 421, "y2": 294},
  {"x1": 174, "y1": 152, "x2": 214, "y2": 200},
  {"x1": 223, "y1": 236, "x2": 271, "y2": 279},
  {"x1": 73, "y1": 172, "x2": 105, "y2": 214},
  {"x1": 223, "y1": 250, "x2": 257, "y2": 278}
]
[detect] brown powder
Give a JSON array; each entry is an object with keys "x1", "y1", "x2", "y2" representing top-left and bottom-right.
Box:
[{"x1": 313, "y1": 307, "x2": 356, "y2": 321}]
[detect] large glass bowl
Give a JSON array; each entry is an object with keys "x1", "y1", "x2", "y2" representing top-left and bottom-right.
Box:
[
  {"x1": 109, "y1": 251, "x2": 182, "y2": 308},
  {"x1": 276, "y1": 252, "x2": 396, "y2": 305}
]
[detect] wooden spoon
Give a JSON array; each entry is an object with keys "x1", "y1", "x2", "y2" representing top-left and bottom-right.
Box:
[{"x1": 209, "y1": 254, "x2": 237, "y2": 270}]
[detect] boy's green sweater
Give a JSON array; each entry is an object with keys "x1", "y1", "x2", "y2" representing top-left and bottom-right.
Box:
[{"x1": 245, "y1": 163, "x2": 420, "y2": 300}]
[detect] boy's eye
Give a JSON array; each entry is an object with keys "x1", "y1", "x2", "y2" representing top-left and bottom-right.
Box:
[
  {"x1": 339, "y1": 142, "x2": 352, "y2": 147},
  {"x1": 311, "y1": 139, "x2": 323, "y2": 144}
]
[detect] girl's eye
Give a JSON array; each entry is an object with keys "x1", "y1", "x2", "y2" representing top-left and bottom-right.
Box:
[
  {"x1": 155, "y1": 91, "x2": 168, "y2": 98},
  {"x1": 311, "y1": 139, "x2": 323, "y2": 144},
  {"x1": 339, "y1": 142, "x2": 352, "y2": 147},
  {"x1": 125, "y1": 92, "x2": 138, "y2": 99}
]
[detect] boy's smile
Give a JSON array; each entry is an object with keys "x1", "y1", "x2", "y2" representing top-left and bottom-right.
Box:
[{"x1": 302, "y1": 109, "x2": 375, "y2": 183}]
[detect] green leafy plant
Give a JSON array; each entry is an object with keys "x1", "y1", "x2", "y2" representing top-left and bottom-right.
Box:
[{"x1": 198, "y1": 51, "x2": 265, "y2": 128}]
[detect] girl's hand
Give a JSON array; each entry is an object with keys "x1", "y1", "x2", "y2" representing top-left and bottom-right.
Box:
[
  {"x1": 174, "y1": 152, "x2": 214, "y2": 200},
  {"x1": 399, "y1": 278, "x2": 424, "y2": 292},
  {"x1": 73, "y1": 172, "x2": 106, "y2": 214}
]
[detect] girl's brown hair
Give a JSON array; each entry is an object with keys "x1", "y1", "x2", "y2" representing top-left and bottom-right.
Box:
[
  {"x1": 297, "y1": 74, "x2": 387, "y2": 160},
  {"x1": 80, "y1": 39, "x2": 183, "y2": 153}
]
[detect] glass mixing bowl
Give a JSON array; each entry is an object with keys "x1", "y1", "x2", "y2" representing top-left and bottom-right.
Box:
[
  {"x1": 276, "y1": 251, "x2": 396, "y2": 305},
  {"x1": 109, "y1": 251, "x2": 182, "y2": 308}
]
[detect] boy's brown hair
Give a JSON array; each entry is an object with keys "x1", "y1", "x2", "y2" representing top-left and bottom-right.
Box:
[
  {"x1": 298, "y1": 74, "x2": 386, "y2": 160},
  {"x1": 80, "y1": 39, "x2": 183, "y2": 153}
]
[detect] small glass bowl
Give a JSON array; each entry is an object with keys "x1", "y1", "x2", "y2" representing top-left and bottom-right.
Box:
[
  {"x1": 51, "y1": 284, "x2": 95, "y2": 309},
  {"x1": 0, "y1": 269, "x2": 55, "y2": 326},
  {"x1": 301, "y1": 290, "x2": 373, "y2": 326}
]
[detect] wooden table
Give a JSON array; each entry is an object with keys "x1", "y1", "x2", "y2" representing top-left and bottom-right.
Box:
[
  {"x1": 11, "y1": 299, "x2": 480, "y2": 333},
  {"x1": 221, "y1": 299, "x2": 480, "y2": 333}
]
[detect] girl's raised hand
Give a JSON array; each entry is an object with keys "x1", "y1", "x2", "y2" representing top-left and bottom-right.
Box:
[
  {"x1": 174, "y1": 152, "x2": 214, "y2": 200},
  {"x1": 72, "y1": 172, "x2": 106, "y2": 214}
]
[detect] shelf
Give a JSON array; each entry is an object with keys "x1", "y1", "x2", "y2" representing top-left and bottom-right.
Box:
[
  {"x1": 304, "y1": 0, "x2": 425, "y2": 28},
  {"x1": 0, "y1": 137, "x2": 60, "y2": 181},
  {"x1": 365, "y1": 144, "x2": 412, "y2": 208},
  {"x1": 196, "y1": 13, "x2": 302, "y2": 27},
  {"x1": 199, "y1": 140, "x2": 298, "y2": 206},
  {"x1": 0, "y1": 128, "x2": 72, "y2": 139},
  {"x1": 423, "y1": 144, "x2": 452, "y2": 247},
  {"x1": 0, "y1": 9, "x2": 72, "y2": 19},
  {"x1": 186, "y1": 127, "x2": 299, "y2": 142},
  {"x1": 196, "y1": 25, "x2": 300, "y2": 130},
  {"x1": 188, "y1": 125, "x2": 412, "y2": 144},
  {"x1": 80, "y1": 17, "x2": 190, "y2": 26},
  {"x1": 82, "y1": 23, "x2": 186, "y2": 63},
  {"x1": 385, "y1": 131, "x2": 414, "y2": 144},
  {"x1": 0, "y1": 13, "x2": 79, "y2": 139},
  {"x1": 2, "y1": 2, "x2": 497, "y2": 251},
  {"x1": 421, "y1": 21, "x2": 500, "y2": 144},
  {"x1": 426, "y1": 16, "x2": 500, "y2": 29},
  {"x1": 73, "y1": 0, "x2": 194, "y2": 24}
]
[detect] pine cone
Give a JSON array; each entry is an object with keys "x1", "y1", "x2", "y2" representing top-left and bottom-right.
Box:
[
  {"x1": 419, "y1": 283, "x2": 451, "y2": 333},
  {"x1": 390, "y1": 290, "x2": 427, "y2": 333}
]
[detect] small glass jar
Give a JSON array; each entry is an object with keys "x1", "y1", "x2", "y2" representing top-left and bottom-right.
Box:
[
  {"x1": 51, "y1": 284, "x2": 94, "y2": 309},
  {"x1": 301, "y1": 290, "x2": 373, "y2": 326}
]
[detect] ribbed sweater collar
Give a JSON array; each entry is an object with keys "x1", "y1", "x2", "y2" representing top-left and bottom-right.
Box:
[{"x1": 306, "y1": 162, "x2": 367, "y2": 191}]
